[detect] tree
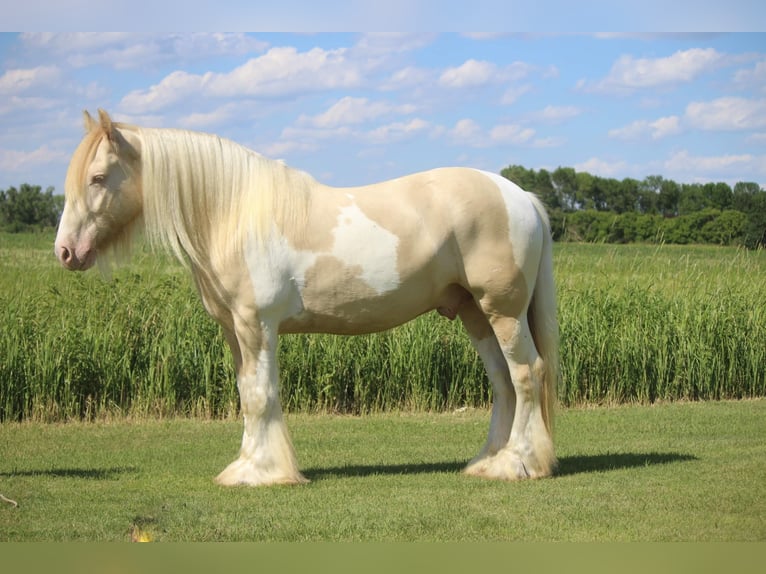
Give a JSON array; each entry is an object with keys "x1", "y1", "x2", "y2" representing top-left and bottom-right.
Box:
[
  {"x1": 0, "y1": 184, "x2": 62, "y2": 231},
  {"x1": 499, "y1": 161, "x2": 765, "y2": 248},
  {"x1": 551, "y1": 166, "x2": 577, "y2": 211},
  {"x1": 500, "y1": 165, "x2": 537, "y2": 191},
  {"x1": 706, "y1": 182, "x2": 733, "y2": 211},
  {"x1": 611, "y1": 178, "x2": 639, "y2": 214},
  {"x1": 742, "y1": 192, "x2": 766, "y2": 249},
  {"x1": 658, "y1": 180, "x2": 680, "y2": 217}
]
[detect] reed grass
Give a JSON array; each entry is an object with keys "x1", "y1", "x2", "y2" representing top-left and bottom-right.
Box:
[{"x1": 1, "y1": 232, "x2": 764, "y2": 421}]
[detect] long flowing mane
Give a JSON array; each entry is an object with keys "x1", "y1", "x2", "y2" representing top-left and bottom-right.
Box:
[{"x1": 139, "y1": 128, "x2": 314, "y2": 269}]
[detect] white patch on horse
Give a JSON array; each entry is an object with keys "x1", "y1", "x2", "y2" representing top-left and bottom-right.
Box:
[
  {"x1": 472, "y1": 169, "x2": 542, "y2": 291},
  {"x1": 244, "y1": 229, "x2": 313, "y2": 316},
  {"x1": 331, "y1": 203, "x2": 400, "y2": 294}
]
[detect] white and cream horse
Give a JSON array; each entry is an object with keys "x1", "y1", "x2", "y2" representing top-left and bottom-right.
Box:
[{"x1": 55, "y1": 109, "x2": 559, "y2": 486}]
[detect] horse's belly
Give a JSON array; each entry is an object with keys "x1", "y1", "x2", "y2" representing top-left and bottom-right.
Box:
[{"x1": 278, "y1": 283, "x2": 435, "y2": 335}]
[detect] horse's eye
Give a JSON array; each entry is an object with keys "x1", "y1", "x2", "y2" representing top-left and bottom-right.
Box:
[{"x1": 90, "y1": 174, "x2": 106, "y2": 186}]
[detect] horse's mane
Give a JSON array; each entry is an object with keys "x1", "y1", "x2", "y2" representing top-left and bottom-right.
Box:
[
  {"x1": 140, "y1": 127, "x2": 314, "y2": 270},
  {"x1": 68, "y1": 122, "x2": 314, "y2": 271}
]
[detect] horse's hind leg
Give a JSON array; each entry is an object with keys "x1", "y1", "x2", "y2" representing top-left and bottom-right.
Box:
[
  {"x1": 464, "y1": 312, "x2": 555, "y2": 480},
  {"x1": 458, "y1": 299, "x2": 516, "y2": 461}
]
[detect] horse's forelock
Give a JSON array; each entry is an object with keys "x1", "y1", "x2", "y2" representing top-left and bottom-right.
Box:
[{"x1": 64, "y1": 127, "x2": 106, "y2": 204}]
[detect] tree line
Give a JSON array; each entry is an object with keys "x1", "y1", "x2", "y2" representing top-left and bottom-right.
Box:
[
  {"x1": 2, "y1": 173, "x2": 765, "y2": 248},
  {"x1": 0, "y1": 184, "x2": 64, "y2": 232},
  {"x1": 502, "y1": 165, "x2": 766, "y2": 249}
]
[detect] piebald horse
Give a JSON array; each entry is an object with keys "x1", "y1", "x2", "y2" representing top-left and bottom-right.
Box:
[{"x1": 55, "y1": 109, "x2": 559, "y2": 486}]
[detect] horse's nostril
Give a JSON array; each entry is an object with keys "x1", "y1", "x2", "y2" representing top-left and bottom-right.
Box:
[{"x1": 60, "y1": 245, "x2": 72, "y2": 263}]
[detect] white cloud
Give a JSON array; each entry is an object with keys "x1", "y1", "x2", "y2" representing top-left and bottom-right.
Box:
[
  {"x1": 650, "y1": 115, "x2": 683, "y2": 138},
  {"x1": 664, "y1": 149, "x2": 759, "y2": 176},
  {"x1": 207, "y1": 47, "x2": 361, "y2": 98},
  {"x1": 489, "y1": 124, "x2": 536, "y2": 145},
  {"x1": 366, "y1": 118, "x2": 430, "y2": 144},
  {"x1": 298, "y1": 96, "x2": 416, "y2": 129},
  {"x1": 448, "y1": 118, "x2": 540, "y2": 148},
  {"x1": 501, "y1": 84, "x2": 532, "y2": 105},
  {"x1": 585, "y1": 48, "x2": 724, "y2": 93},
  {"x1": 685, "y1": 97, "x2": 766, "y2": 131},
  {"x1": 178, "y1": 105, "x2": 238, "y2": 129},
  {"x1": 21, "y1": 33, "x2": 268, "y2": 70},
  {"x1": 439, "y1": 59, "x2": 498, "y2": 88},
  {"x1": 439, "y1": 59, "x2": 531, "y2": 89},
  {"x1": 260, "y1": 139, "x2": 319, "y2": 159},
  {"x1": 265, "y1": 115, "x2": 430, "y2": 157},
  {"x1": 530, "y1": 105, "x2": 583, "y2": 124},
  {"x1": 0, "y1": 145, "x2": 69, "y2": 172},
  {"x1": 574, "y1": 157, "x2": 631, "y2": 178},
  {"x1": 449, "y1": 118, "x2": 482, "y2": 142},
  {"x1": 0, "y1": 95, "x2": 60, "y2": 116},
  {"x1": 21, "y1": 32, "x2": 135, "y2": 52},
  {"x1": 733, "y1": 60, "x2": 766, "y2": 92},
  {"x1": 121, "y1": 70, "x2": 205, "y2": 112},
  {"x1": 609, "y1": 115, "x2": 682, "y2": 140},
  {"x1": 0, "y1": 66, "x2": 62, "y2": 95},
  {"x1": 120, "y1": 46, "x2": 363, "y2": 113},
  {"x1": 380, "y1": 66, "x2": 434, "y2": 91}
]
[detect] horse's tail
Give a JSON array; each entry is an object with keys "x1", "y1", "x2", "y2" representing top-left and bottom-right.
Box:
[{"x1": 527, "y1": 195, "x2": 560, "y2": 436}]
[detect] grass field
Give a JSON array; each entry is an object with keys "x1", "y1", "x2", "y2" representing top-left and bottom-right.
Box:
[
  {"x1": 1, "y1": 400, "x2": 764, "y2": 541},
  {"x1": 1, "y1": 232, "x2": 765, "y2": 420}
]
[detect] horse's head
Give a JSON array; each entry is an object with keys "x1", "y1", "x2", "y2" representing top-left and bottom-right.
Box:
[{"x1": 55, "y1": 109, "x2": 143, "y2": 271}]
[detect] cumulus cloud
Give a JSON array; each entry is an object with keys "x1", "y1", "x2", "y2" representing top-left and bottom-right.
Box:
[
  {"x1": 21, "y1": 33, "x2": 268, "y2": 70},
  {"x1": 448, "y1": 118, "x2": 539, "y2": 148},
  {"x1": 609, "y1": 115, "x2": 682, "y2": 140},
  {"x1": 439, "y1": 59, "x2": 498, "y2": 88},
  {"x1": 439, "y1": 59, "x2": 530, "y2": 89},
  {"x1": 206, "y1": 47, "x2": 361, "y2": 98},
  {"x1": 501, "y1": 84, "x2": 532, "y2": 105},
  {"x1": 380, "y1": 66, "x2": 434, "y2": 91},
  {"x1": 529, "y1": 105, "x2": 583, "y2": 124},
  {"x1": 685, "y1": 97, "x2": 766, "y2": 131},
  {"x1": 663, "y1": 149, "x2": 766, "y2": 182},
  {"x1": 0, "y1": 144, "x2": 69, "y2": 172},
  {"x1": 733, "y1": 60, "x2": 766, "y2": 92},
  {"x1": 366, "y1": 118, "x2": 430, "y2": 144},
  {"x1": 574, "y1": 157, "x2": 631, "y2": 178},
  {"x1": 583, "y1": 48, "x2": 724, "y2": 93},
  {"x1": 120, "y1": 46, "x2": 362, "y2": 113},
  {"x1": 121, "y1": 70, "x2": 205, "y2": 112},
  {"x1": 298, "y1": 96, "x2": 416, "y2": 129},
  {"x1": 608, "y1": 97, "x2": 766, "y2": 141},
  {"x1": 0, "y1": 66, "x2": 62, "y2": 95}
]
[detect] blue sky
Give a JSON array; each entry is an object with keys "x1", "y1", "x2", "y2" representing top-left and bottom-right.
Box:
[{"x1": 1, "y1": 30, "x2": 765, "y2": 192}]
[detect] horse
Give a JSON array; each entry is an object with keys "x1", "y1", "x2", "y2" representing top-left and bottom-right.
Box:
[{"x1": 55, "y1": 109, "x2": 560, "y2": 486}]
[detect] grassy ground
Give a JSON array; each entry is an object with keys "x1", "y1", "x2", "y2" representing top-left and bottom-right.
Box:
[{"x1": 1, "y1": 399, "x2": 764, "y2": 541}]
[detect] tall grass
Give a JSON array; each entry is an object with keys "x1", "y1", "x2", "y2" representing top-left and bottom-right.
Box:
[
  {"x1": 556, "y1": 243, "x2": 766, "y2": 405},
  {"x1": 1, "y1": 233, "x2": 764, "y2": 421}
]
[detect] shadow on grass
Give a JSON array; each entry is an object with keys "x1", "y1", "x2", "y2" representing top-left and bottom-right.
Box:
[
  {"x1": 0, "y1": 466, "x2": 138, "y2": 480},
  {"x1": 556, "y1": 452, "x2": 697, "y2": 477},
  {"x1": 304, "y1": 452, "x2": 696, "y2": 481},
  {"x1": 304, "y1": 461, "x2": 465, "y2": 481}
]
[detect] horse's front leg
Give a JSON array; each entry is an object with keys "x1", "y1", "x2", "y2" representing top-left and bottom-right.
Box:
[{"x1": 215, "y1": 318, "x2": 306, "y2": 486}]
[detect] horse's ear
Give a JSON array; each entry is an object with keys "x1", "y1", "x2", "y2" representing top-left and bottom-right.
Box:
[
  {"x1": 83, "y1": 110, "x2": 97, "y2": 132},
  {"x1": 97, "y1": 108, "x2": 115, "y2": 141}
]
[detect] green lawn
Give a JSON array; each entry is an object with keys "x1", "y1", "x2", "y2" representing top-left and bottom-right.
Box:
[{"x1": 1, "y1": 400, "x2": 764, "y2": 541}]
